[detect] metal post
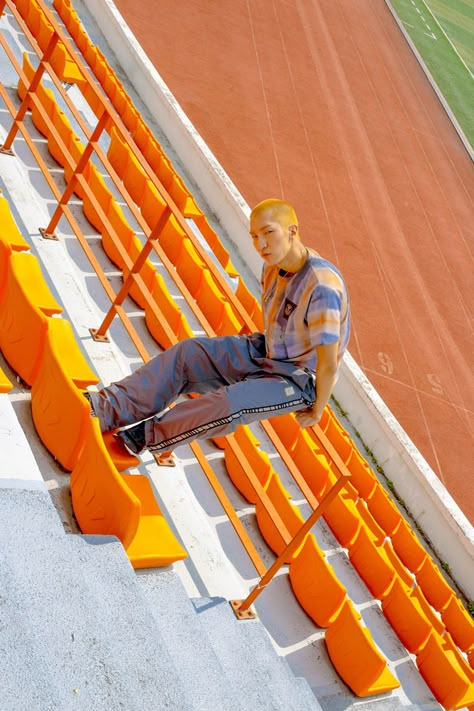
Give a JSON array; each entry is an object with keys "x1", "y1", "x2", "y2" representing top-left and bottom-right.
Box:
[
  {"x1": 1, "y1": 33, "x2": 59, "y2": 152},
  {"x1": 41, "y1": 111, "x2": 110, "y2": 238},
  {"x1": 91, "y1": 207, "x2": 172, "y2": 341},
  {"x1": 230, "y1": 474, "x2": 348, "y2": 619}
]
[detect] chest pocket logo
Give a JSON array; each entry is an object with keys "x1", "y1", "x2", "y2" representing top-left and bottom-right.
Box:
[{"x1": 283, "y1": 298, "x2": 297, "y2": 320}]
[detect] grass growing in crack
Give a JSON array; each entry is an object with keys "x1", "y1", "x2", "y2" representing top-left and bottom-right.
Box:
[{"x1": 329, "y1": 395, "x2": 469, "y2": 607}]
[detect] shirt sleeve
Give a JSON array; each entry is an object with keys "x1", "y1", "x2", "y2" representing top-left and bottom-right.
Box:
[{"x1": 306, "y1": 282, "x2": 342, "y2": 347}]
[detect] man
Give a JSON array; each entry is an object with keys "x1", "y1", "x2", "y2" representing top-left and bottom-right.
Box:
[{"x1": 85, "y1": 199, "x2": 350, "y2": 456}]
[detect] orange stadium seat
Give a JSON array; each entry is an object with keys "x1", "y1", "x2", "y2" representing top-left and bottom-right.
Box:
[
  {"x1": 124, "y1": 149, "x2": 149, "y2": 205},
  {"x1": 18, "y1": 54, "x2": 57, "y2": 138},
  {"x1": 325, "y1": 600, "x2": 400, "y2": 697},
  {"x1": 18, "y1": 0, "x2": 83, "y2": 84},
  {"x1": 130, "y1": 119, "x2": 153, "y2": 155},
  {"x1": 289, "y1": 535, "x2": 346, "y2": 627},
  {"x1": 196, "y1": 269, "x2": 242, "y2": 336},
  {"x1": 62, "y1": 131, "x2": 86, "y2": 185},
  {"x1": 223, "y1": 427, "x2": 272, "y2": 504},
  {"x1": 31, "y1": 317, "x2": 100, "y2": 470},
  {"x1": 47, "y1": 107, "x2": 81, "y2": 172},
  {"x1": 140, "y1": 180, "x2": 167, "y2": 232},
  {"x1": 323, "y1": 411, "x2": 353, "y2": 463},
  {"x1": 79, "y1": 81, "x2": 103, "y2": 120},
  {"x1": 381, "y1": 577, "x2": 444, "y2": 654},
  {"x1": 391, "y1": 519, "x2": 428, "y2": 574},
  {"x1": 154, "y1": 153, "x2": 175, "y2": 192},
  {"x1": 255, "y1": 472, "x2": 305, "y2": 562},
  {"x1": 268, "y1": 412, "x2": 301, "y2": 450},
  {"x1": 367, "y1": 483, "x2": 404, "y2": 536},
  {"x1": 33, "y1": 88, "x2": 61, "y2": 143},
  {"x1": 323, "y1": 490, "x2": 362, "y2": 549},
  {"x1": 100, "y1": 199, "x2": 141, "y2": 270},
  {"x1": 139, "y1": 133, "x2": 165, "y2": 175},
  {"x1": 192, "y1": 215, "x2": 239, "y2": 278},
  {"x1": 441, "y1": 596, "x2": 474, "y2": 654},
  {"x1": 415, "y1": 555, "x2": 456, "y2": 613},
  {"x1": 416, "y1": 631, "x2": 474, "y2": 709},
  {"x1": 158, "y1": 214, "x2": 187, "y2": 265},
  {"x1": 348, "y1": 527, "x2": 398, "y2": 600},
  {"x1": 269, "y1": 413, "x2": 338, "y2": 501},
  {"x1": 382, "y1": 538, "x2": 416, "y2": 589},
  {"x1": 90, "y1": 47, "x2": 108, "y2": 85},
  {"x1": 82, "y1": 168, "x2": 114, "y2": 233},
  {"x1": 235, "y1": 277, "x2": 264, "y2": 332},
  {"x1": 144, "y1": 273, "x2": 194, "y2": 350},
  {"x1": 168, "y1": 173, "x2": 201, "y2": 218},
  {"x1": 0, "y1": 252, "x2": 63, "y2": 385},
  {"x1": 345, "y1": 449, "x2": 378, "y2": 501},
  {"x1": 101, "y1": 431, "x2": 140, "y2": 473},
  {"x1": 292, "y1": 429, "x2": 336, "y2": 501},
  {"x1": 71, "y1": 417, "x2": 187, "y2": 569},
  {"x1": 177, "y1": 239, "x2": 207, "y2": 298},
  {"x1": 0, "y1": 366, "x2": 13, "y2": 393},
  {"x1": 0, "y1": 192, "x2": 30, "y2": 293},
  {"x1": 121, "y1": 237, "x2": 161, "y2": 310}
]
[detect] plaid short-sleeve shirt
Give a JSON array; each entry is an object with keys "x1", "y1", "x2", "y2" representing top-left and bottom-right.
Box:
[{"x1": 261, "y1": 249, "x2": 350, "y2": 372}]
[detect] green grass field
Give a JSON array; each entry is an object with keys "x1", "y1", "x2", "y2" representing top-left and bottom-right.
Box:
[{"x1": 389, "y1": 0, "x2": 474, "y2": 147}]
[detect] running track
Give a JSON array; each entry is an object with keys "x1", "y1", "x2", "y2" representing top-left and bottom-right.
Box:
[{"x1": 113, "y1": 0, "x2": 474, "y2": 523}]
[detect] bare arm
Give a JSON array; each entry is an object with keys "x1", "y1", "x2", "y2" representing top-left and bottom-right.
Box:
[{"x1": 295, "y1": 342, "x2": 339, "y2": 428}]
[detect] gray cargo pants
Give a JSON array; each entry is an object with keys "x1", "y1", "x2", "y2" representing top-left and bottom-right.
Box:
[{"x1": 89, "y1": 333, "x2": 315, "y2": 452}]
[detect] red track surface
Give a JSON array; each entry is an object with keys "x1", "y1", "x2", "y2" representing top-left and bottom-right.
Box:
[{"x1": 114, "y1": 0, "x2": 474, "y2": 523}]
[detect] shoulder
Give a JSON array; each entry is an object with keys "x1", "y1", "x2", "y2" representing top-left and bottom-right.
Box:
[{"x1": 306, "y1": 250, "x2": 346, "y2": 292}]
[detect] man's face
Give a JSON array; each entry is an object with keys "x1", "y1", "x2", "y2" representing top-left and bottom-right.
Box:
[{"x1": 249, "y1": 210, "x2": 294, "y2": 266}]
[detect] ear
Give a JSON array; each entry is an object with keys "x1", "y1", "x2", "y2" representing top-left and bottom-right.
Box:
[{"x1": 288, "y1": 224, "x2": 298, "y2": 238}]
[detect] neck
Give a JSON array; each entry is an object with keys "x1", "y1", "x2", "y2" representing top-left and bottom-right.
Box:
[{"x1": 278, "y1": 244, "x2": 308, "y2": 274}]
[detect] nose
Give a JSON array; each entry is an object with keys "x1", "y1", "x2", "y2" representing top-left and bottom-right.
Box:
[{"x1": 256, "y1": 234, "x2": 268, "y2": 251}]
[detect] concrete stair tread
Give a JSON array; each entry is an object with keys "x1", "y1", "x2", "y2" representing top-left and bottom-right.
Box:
[
  {"x1": 136, "y1": 568, "x2": 247, "y2": 711},
  {"x1": 191, "y1": 595, "x2": 322, "y2": 711},
  {"x1": 0, "y1": 489, "x2": 194, "y2": 711}
]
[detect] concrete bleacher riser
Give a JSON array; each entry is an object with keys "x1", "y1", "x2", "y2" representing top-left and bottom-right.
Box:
[{"x1": 138, "y1": 569, "x2": 322, "y2": 711}]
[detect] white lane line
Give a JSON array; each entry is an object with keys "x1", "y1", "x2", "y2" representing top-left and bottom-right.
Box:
[{"x1": 421, "y1": 0, "x2": 474, "y2": 78}]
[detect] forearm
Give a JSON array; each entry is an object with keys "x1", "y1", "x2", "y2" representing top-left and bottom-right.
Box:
[
  {"x1": 295, "y1": 342, "x2": 339, "y2": 428},
  {"x1": 312, "y1": 363, "x2": 337, "y2": 421}
]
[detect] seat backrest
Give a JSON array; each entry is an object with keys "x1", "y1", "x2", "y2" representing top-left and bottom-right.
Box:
[
  {"x1": 367, "y1": 483, "x2": 403, "y2": 536},
  {"x1": 31, "y1": 317, "x2": 99, "y2": 470},
  {"x1": 145, "y1": 273, "x2": 193, "y2": 350},
  {"x1": 325, "y1": 600, "x2": 396, "y2": 695},
  {"x1": 255, "y1": 472, "x2": 304, "y2": 562},
  {"x1": 223, "y1": 427, "x2": 272, "y2": 504},
  {"x1": 289, "y1": 534, "x2": 346, "y2": 627},
  {"x1": 381, "y1": 577, "x2": 433, "y2": 654},
  {"x1": 0, "y1": 252, "x2": 62, "y2": 385},
  {"x1": 415, "y1": 555, "x2": 455, "y2": 613},
  {"x1": 391, "y1": 519, "x2": 428, "y2": 574},
  {"x1": 441, "y1": 595, "x2": 474, "y2": 653},
  {"x1": 416, "y1": 631, "x2": 474, "y2": 709},
  {"x1": 349, "y1": 526, "x2": 396, "y2": 600},
  {"x1": 71, "y1": 418, "x2": 140, "y2": 550}
]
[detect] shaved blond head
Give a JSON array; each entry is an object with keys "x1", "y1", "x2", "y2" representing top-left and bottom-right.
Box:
[{"x1": 250, "y1": 199, "x2": 298, "y2": 229}]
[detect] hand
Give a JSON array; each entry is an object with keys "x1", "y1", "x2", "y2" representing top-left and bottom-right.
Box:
[{"x1": 295, "y1": 407, "x2": 323, "y2": 429}]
